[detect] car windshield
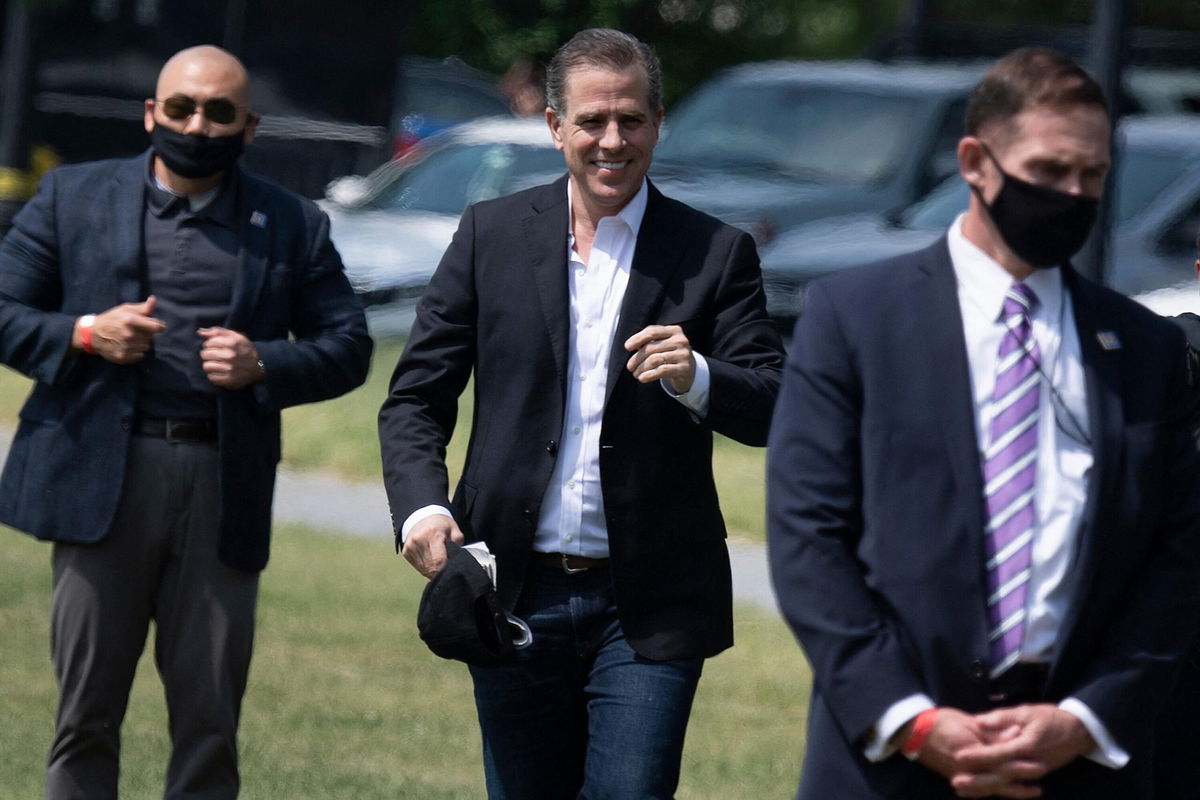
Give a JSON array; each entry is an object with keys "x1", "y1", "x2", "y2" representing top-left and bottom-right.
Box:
[
  {"x1": 368, "y1": 143, "x2": 563, "y2": 214},
  {"x1": 903, "y1": 144, "x2": 1200, "y2": 231},
  {"x1": 655, "y1": 83, "x2": 924, "y2": 184}
]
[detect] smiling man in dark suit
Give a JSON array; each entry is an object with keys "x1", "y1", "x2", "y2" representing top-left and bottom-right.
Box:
[
  {"x1": 378, "y1": 28, "x2": 783, "y2": 800},
  {"x1": 768, "y1": 47, "x2": 1200, "y2": 799},
  {"x1": 0, "y1": 45, "x2": 371, "y2": 799}
]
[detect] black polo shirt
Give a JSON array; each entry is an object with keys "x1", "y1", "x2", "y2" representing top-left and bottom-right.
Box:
[{"x1": 138, "y1": 164, "x2": 238, "y2": 420}]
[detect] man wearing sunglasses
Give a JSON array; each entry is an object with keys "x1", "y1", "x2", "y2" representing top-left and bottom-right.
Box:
[{"x1": 0, "y1": 45, "x2": 371, "y2": 799}]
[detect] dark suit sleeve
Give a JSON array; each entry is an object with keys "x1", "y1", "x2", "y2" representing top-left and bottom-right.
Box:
[
  {"x1": 1172, "y1": 312, "x2": 1200, "y2": 440},
  {"x1": 251, "y1": 208, "x2": 372, "y2": 409},
  {"x1": 377, "y1": 204, "x2": 479, "y2": 539},
  {"x1": 1067, "y1": 331, "x2": 1200, "y2": 746},
  {"x1": 697, "y1": 230, "x2": 784, "y2": 446},
  {"x1": 767, "y1": 280, "x2": 926, "y2": 745},
  {"x1": 0, "y1": 170, "x2": 80, "y2": 385}
]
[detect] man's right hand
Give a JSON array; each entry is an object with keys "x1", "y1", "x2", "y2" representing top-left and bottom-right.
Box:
[
  {"x1": 902, "y1": 708, "x2": 1044, "y2": 799},
  {"x1": 402, "y1": 514, "x2": 465, "y2": 579},
  {"x1": 75, "y1": 296, "x2": 166, "y2": 363}
]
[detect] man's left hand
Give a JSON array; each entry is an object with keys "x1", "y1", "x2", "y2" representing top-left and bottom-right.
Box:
[
  {"x1": 625, "y1": 324, "x2": 695, "y2": 394},
  {"x1": 199, "y1": 326, "x2": 264, "y2": 389},
  {"x1": 950, "y1": 704, "x2": 1095, "y2": 794}
]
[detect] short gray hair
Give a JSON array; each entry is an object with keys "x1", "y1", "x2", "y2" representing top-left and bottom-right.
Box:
[{"x1": 545, "y1": 28, "x2": 662, "y2": 119}]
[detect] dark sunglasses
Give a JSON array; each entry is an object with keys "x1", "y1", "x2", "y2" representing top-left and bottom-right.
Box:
[{"x1": 157, "y1": 95, "x2": 244, "y2": 125}]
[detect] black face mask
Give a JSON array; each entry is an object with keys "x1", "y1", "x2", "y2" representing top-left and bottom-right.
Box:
[
  {"x1": 973, "y1": 144, "x2": 1099, "y2": 269},
  {"x1": 150, "y1": 124, "x2": 245, "y2": 179}
]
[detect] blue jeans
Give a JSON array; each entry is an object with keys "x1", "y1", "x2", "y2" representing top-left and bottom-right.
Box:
[{"x1": 468, "y1": 562, "x2": 703, "y2": 800}]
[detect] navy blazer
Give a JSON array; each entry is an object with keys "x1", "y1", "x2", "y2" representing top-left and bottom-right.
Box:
[
  {"x1": 378, "y1": 176, "x2": 784, "y2": 661},
  {"x1": 0, "y1": 153, "x2": 372, "y2": 572},
  {"x1": 767, "y1": 238, "x2": 1200, "y2": 798}
]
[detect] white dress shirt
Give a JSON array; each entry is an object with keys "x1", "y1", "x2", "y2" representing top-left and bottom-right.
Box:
[
  {"x1": 867, "y1": 215, "x2": 1127, "y2": 768},
  {"x1": 400, "y1": 178, "x2": 711, "y2": 553}
]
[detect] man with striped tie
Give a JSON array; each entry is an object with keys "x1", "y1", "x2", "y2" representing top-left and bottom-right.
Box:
[{"x1": 767, "y1": 48, "x2": 1200, "y2": 799}]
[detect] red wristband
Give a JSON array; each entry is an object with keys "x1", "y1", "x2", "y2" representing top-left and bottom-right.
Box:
[
  {"x1": 79, "y1": 314, "x2": 96, "y2": 355},
  {"x1": 900, "y1": 708, "x2": 938, "y2": 759}
]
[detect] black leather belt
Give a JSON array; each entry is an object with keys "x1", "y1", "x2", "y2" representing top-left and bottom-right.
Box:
[
  {"x1": 535, "y1": 552, "x2": 610, "y2": 574},
  {"x1": 989, "y1": 662, "x2": 1049, "y2": 707},
  {"x1": 133, "y1": 417, "x2": 218, "y2": 443}
]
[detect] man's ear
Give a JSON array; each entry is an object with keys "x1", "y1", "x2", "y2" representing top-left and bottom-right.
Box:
[
  {"x1": 243, "y1": 112, "x2": 261, "y2": 147},
  {"x1": 546, "y1": 108, "x2": 564, "y2": 151},
  {"x1": 958, "y1": 136, "x2": 987, "y2": 191}
]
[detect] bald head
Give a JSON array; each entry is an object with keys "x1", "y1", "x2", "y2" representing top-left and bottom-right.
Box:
[
  {"x1": 156, "y1": 45, "x2": 250, "y2": 108},
  {"x1": 145, "y1": 44, "x2": 258, "y2": 190}
]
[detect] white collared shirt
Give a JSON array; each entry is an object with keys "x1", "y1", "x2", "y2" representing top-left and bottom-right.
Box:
[
  {"x1": 950, "y1": 213, "x2": 1092, "y2": 662},
  {"x1": 868, "y1": 215, "x2": 1126, "y2": 768},
  {"x1": 401, "y1": 178, "x2": 711, "y2": 553}
]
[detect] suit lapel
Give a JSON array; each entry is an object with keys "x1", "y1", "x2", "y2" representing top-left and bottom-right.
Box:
[
  {"x1": 1050, "y1": 269, "x2": 1124, "y2": 671},
  {"x1": 225, "y1": 170, "x2": 270, "y2": 331},
  {"x1": 914, "y1": 239, "x2": 987, "y2": 541},
  {"x1": 110, "y1": 156, "x2": 149, "y2": 301},
  {"x1": 1070, "y1": 269, "x2": 1124, "y2": 539},
  {"x1": 605, "y1": 183, "x2": 681, "y2": 405},
  {"x1": 521, "y1": 177, "x2": 571, "y2": 392}
]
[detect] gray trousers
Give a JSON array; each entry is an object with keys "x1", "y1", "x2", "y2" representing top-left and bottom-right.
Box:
[{"x1": 46, "y1": 435, "x2": 259, "y2": 800}]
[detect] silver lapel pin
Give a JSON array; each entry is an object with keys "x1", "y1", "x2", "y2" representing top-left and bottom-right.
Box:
[{"x1": 1096, "y1": 330, "x2": 1121, "y2": 351}]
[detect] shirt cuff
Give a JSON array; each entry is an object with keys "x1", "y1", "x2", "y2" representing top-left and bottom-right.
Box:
[
  {"x1": 1058, "y1": 697, "x2": 1130, "y2": 769},
  {"x1": 399, "y1": 505, "x2": 453, "y2": 544},
  {"x1": 864, "y1": 694, "x2": 936, "y2": 762},
  {"x1": 660, "y1": 351, "x2": 710, "y2": 416}
]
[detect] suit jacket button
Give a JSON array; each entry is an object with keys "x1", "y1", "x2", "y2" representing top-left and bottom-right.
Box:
[
  {"x1": 970, "y1": 658, "x2": 987, "y2": 680},
  {"x1": 546, "y1": 440, "x2": 558, "y2": 456}
]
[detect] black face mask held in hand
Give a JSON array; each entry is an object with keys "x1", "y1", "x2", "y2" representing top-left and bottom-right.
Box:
[
  {"x1": 150, "y1": 124, "x2": 245, "y2": 179},
  {"x1": 973, "y1": 144, "x2": 1099, "y2": 269}
]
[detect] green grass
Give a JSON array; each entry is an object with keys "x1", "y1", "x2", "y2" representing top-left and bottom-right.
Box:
[
  {"x1": 1, "y1": 524, "x2": 809, "y2": 798},
  {"x1": 0, "y1": 336, "x2": 796, "y2": 796}
]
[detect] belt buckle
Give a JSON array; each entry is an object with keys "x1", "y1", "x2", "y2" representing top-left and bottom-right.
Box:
[
  {"x1": 164, "y1": 419, "x2": 207, "y2": 444},
  {"x1": 164, "y1": 419, "x2": 187, "y2": 444},
  {"x1": 560, "y1": 553, "x2": 589, "y2": 574}
]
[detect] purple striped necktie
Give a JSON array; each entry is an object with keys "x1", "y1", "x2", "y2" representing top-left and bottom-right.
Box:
[{"x1": 983, "y1": 282, "x2": 1040, "y2": 677}]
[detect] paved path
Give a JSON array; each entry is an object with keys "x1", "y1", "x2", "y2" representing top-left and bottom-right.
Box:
[
  {"x1": 274, "y1": 467, "x2": 781, "y2": 615},
  {"x1": 0, "y1": 425, "x2": 780, "y2": 615}
]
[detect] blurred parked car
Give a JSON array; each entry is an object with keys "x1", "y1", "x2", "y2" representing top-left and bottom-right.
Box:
[
  {"x1": 391, "y1": 56, "x2": 514, "y2": 158},
  {"x1": 760, "y1": 114, "x2": 1200, "y2": 332},
  {"x1": 1134, "y1": 283, "x2": 1199, "y2": 318},
  {"x1": 321, "y1": 116, "x2": 562, "y2": 336},
  {"x1": 649, "y1": 60, "x2": 985, "y2": 244}
]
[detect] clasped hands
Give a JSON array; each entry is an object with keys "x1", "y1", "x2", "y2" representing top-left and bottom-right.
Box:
[
  {"x1": 73, "y1": 295, "x2": 263, "y2": 389},
  {"x1": 903, "y1": 704, "x2": 1095, "y2": 798}
]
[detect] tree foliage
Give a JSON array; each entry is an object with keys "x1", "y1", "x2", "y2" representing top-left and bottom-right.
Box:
[
  {"x1": 405, "y1": 0, "x2": 1200, "y2": 107},
  {"x1": 406, "y1": 0, "x2": 904, "y2": 107}
]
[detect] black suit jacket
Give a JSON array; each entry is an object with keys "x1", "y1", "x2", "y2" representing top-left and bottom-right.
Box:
[
  {"x1": 0, "y1": 152, "x2": 372, "y2": 572},
  {"x1": 378, "y1": 176, "x2": 783, "y2": 660},
  {"x1": 767, "y1": 238, "x2": 1200, "y2": 798}
]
